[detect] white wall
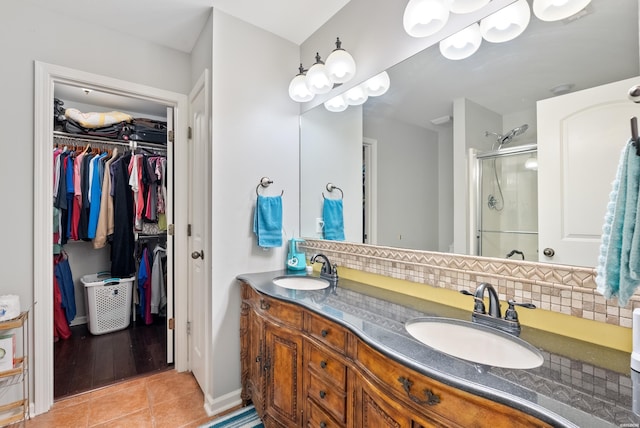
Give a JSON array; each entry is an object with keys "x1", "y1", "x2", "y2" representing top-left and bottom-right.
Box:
[
  {"x1": 437, "y1": 127, "x2": 454, "y2": 252},
  {"x1": 364, "y1": 115, "x2": 439, "y2": 250},
  {"x1": 210, "y1": 10, "x2": 300, "y2": 401},
  {"x1": 300, "y1": 106, "x2": 363, "y2": 242},
  {"x1": 0, "y1": 2, "x2": 191, "y2": 324}
]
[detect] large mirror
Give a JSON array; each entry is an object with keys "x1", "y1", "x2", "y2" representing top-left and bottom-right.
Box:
[{"x1": 300, "y1": 0, "x2": 639, "y2": 267}]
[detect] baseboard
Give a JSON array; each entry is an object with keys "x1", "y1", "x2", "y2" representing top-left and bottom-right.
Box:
[{"x1": 203, "y1": 388, "x2": 243, "y2": 417}]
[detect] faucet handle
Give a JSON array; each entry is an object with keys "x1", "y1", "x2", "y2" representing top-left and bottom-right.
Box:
[
  {"x1": 504, "y1": 299, "x2": 536, "y2": 321},
  {"x1": 460, "y1": 290, "x2": 486, "y2": 314}
]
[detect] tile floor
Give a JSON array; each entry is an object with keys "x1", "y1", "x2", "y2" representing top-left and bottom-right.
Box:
[{"x1": 19, "y1": 370, "x2": 226, "y2": 428}]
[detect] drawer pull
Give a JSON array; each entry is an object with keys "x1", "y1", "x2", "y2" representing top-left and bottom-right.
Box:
[
  {"x1": 320, "y1": 360, "x2": 327, "y2": 369},
  {"x1": 320, "y1": 422, "x2": 327, "y2": 428},
  {"x1": 319, "y1": 390, "x2": 327, "y2": 399},
  {"x1": 321, "y1": 329, "x2": 329, "y2": 337},
  {"x1": 260, "y1": 299, "x2": 270, "y2": 310},
  {"x1": 398, "y1": 376, "x2": 440, "y2": 406}
]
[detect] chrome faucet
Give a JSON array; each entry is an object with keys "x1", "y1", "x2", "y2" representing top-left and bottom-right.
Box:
[
  {"x1": 475, "y1": 282, "x2": 501, "y2": 318},
  {"x1": 310, "y1": 254, "x2": 338, "y2": 284},
  {"x1": 461, "y1": 282, "x2": 535, "y2": 336}
]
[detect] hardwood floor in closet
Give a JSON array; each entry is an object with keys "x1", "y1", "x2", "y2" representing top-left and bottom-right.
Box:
[{"x1": 54, "y1": 316, "x2": 168, "y2": 399}]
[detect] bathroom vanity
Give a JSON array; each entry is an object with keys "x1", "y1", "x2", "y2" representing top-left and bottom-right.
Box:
[{"x1": 238, "y1": 271, "x2": 638, "y2": 427}]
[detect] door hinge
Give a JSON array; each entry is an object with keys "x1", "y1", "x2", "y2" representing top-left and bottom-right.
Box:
[
  {"x1": 187, "y1": 321, "x2": 192, "y2": 335},
  {"x1": 188, "y1": 126, "x2": 192, "y2": 139},
  {"x1": 168, "y1": 318, "x2": 175, "y2": 330},
  {"x1": 168, "y1": 224, "x2": 175, "y2": 236},
  {"x1": 168, "y1": 130, "x2": 174, "y2": 143},
  {"x1": 187, "y1": 224, "x2": 192, "y2": 237}
]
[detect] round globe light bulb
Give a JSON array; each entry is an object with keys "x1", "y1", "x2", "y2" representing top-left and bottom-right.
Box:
[
  {"x1": 532, "y1": 0, "x2": 591, "y2": 22},
  {"x1": 403, "y1": 0, "x2": 451, "y2": 38},
  {"x1": 288, "y1": 74, "x2": 314, "y2": 102},
  {"x1": 325, "y1": 49, "x2": 356, "y2": 84},
  {"x1": 305, "y1": 62, "x2": 332, "y2": 95},
  {"x1": 344, "y1": 85, "x2": 368, "y2": 106},
  {"x1": 324, "y1": 95, "x2": 349, "y2": 112},
  {"x1": 363, "y1": 71, "x2": 391, "y2": 97},
  {"x1": 439, "y1": 23, "x2": 482, "y2": 60},
  {"x1": 480, "y1": 0, "x2": 531, "y2": 43}
]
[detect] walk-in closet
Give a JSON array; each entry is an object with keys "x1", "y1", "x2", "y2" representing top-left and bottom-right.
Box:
[{"x1": 51, "y1": 83, "x2": 174, "y2": 399}]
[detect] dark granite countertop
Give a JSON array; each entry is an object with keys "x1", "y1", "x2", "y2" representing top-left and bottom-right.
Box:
[{"x1": 237, "y1": 270, "x2": 640, "y2": 428}]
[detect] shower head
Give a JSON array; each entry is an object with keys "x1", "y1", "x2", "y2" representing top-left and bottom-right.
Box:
[
  {"x1": 500, "y1": 124, "x2": 529, "y2": 145},
  {"x1": 485, "y1": 124, "x2": 529, "y2": 148}
]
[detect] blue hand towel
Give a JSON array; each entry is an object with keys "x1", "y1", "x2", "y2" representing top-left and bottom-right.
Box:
[
  {"x1": 596, "y1": 141, "x2": 640, "y2": 306},
  {"x1": 253, "y1": 195, "x2": 283, "y2": 248},
  {"x1": 323, "y1": 198, "x2": 345, "y2": 241}
]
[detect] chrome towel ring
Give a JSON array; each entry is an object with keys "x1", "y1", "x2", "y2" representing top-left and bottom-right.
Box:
[
  {"x1": 256, "y1": 177, "x2": 284, "y2": 196},
  {"x1": 322, "y1": 183, "x2": 343, "y2": 199}
]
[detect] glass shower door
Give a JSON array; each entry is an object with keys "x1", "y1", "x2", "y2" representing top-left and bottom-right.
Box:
[{"x1": 477, "y1": 147, "x2": 538, "y2": 261}]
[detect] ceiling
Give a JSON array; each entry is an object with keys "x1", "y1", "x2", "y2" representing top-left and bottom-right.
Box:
[
  {"x1": 35, "y1": 0, "x2": 350, "y2": 116},
  {"x1": 25, "y1": 0, "x2": 351, "y2": 52}
]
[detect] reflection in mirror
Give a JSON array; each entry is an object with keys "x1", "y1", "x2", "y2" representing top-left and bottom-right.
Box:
[{"x1": 300, "y1": 0, "x2": 639, "y2": 267}]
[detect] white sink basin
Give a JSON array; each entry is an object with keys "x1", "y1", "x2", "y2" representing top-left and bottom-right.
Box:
[
  {"x1": 273, "y1": 276, "x2": 331, "y2": 291},
  {"x1": 405, "y1": 317, "x2": 544, "y2": 369}
]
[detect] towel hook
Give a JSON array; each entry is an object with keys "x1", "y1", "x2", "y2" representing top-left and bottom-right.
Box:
[
  {"x1": 629, "y1": 85, "x2": 640, "y2": 103},
  {"x1": 256, "y1": 176, "x2": 284, "y2": 196},
  {"x1": 322, "y1": 183, "x2": 343, "y2": 199}
]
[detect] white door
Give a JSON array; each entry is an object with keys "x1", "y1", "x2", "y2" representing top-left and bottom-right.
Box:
[
  {"x1": 165, "y1": 108, "x2": 175, "y2": 363},
  {"x1": 537, "y1": 76, "x2": 640, "y2": 266},
  {"x1": 188, "y1": 70, "x2": 210, "y2": 391}
]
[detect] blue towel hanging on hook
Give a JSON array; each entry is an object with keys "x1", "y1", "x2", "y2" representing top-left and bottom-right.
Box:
[
  {"x1": 323, "y1": 198, "x2": 345, "y2": 241},
  {"x1": 596, "y1": 139, "x2": 640, "y2": 306},
  {"x1": 253, "y1": 195, "x2": 283, "y2": 248}
]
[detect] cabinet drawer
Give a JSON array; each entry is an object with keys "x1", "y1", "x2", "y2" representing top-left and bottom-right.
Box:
[
  {"x1": 248, "y1": 291, "x2": 303, "y2": 329},
  {"x1": 355, "y1": 342, "x2": 551, "y2": 427},
  {"x1": 307, "y1": 371, "x2": 347, "y2": 423},
  {"x1": 307, "y1": 400, "x2": 343, "y2": 428},
  {"x1": 306, "y1": 342, "x2": 347, "y2": 389},
  {"x1": 305, "y1": 312, "x2": 347, "y2": 354}
]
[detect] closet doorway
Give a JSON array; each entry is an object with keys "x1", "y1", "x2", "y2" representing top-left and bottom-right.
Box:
[
  {"x1": 52, "y1": 84, "x2": 172, "y2": 399},
  {"x1": 34, "y1": 62, "x2": 191, "y2": 415}
]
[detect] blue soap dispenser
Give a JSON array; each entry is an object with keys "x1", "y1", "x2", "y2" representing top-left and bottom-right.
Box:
[{"x1": 287, "y1": 238, "x2": 306, "y2": 271}]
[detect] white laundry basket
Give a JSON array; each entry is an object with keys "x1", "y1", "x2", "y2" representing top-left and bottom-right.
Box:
[{"x1": 82, "y1": 272, "x2": 134, "y2": 335}]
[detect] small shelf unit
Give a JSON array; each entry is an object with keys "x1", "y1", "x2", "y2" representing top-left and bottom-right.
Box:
[{"x1": 0, "y1": 311, "x2": 29, "y2": 426}]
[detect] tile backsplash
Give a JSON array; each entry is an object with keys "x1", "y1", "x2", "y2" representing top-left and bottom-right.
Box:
[{"x1": 300, "y1": 240, "x2": 639, "y2": 329}]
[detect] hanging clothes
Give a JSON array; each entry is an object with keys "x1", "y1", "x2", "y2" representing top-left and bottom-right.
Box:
[
  {"x1": 54, "y1": 252, "x2": 76, "y2": 324},
  {"x1": 111, "y1": 152, "x2": 136, "y2": 277},
  {"x1": 150, "y1": 245, "x2": 167, "y2": 315}
]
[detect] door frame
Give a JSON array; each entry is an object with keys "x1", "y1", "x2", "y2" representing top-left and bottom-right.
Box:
[
  {"x1": 362, "y1": 137, "x2": 377, "y2": 245},
  {"x1": 33, "y1": 61, "x2": 189, "y2": 415}
]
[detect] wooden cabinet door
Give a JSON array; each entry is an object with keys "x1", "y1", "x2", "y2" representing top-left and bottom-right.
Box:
[
  {"x1": 265, "y1": 320, "x2": 303, "y2": 427},
  {"x1": 355, "y1": 377, "x2": 411, "y2": 428},
  {"x1": 249, "y1": 307, "x2": 265, "y2": 414}
]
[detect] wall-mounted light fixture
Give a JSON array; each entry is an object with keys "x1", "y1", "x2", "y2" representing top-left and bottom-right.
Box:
[
  {"x1": 324, "y1": 38, "x2": 357, "y2": 84},
  {"x1": 405, "y1": 0, "x2": 588, "y2": 61},
  {"x1": 288, "y1": 38, "x2": 356, "y2": 103},
  {"x1": 323, "y1": 71, "x2": 391, "y2": 113},
  {"x1": 288, "y1": 64, "x2": 315, "y2": 102},
  {"x1": 305, "y1": 53, "x2": 333, "y2": 95}
]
